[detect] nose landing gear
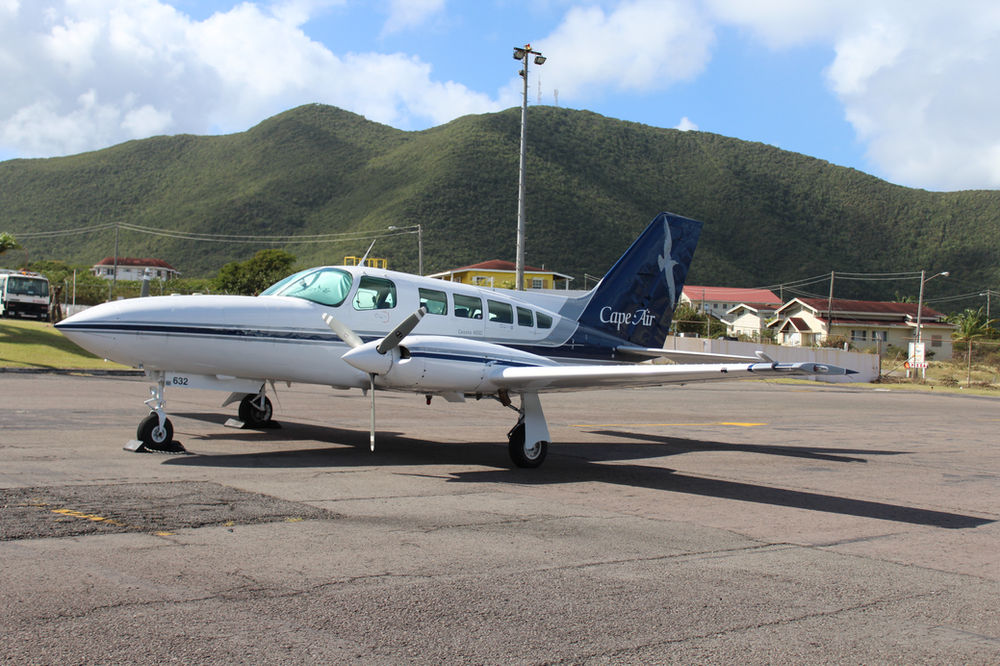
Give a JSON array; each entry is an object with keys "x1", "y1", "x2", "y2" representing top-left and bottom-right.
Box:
[{"x1": 128, "y1": 372, "x2": 184, "y2": 452}]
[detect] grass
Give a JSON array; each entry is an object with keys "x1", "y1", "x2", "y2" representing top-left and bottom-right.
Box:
[{"x1": 0, "y1": 318, "x2": 131, "y2": 370}]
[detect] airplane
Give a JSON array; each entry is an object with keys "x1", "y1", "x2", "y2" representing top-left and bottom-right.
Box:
[{"x1": 56, "y1": 212, "x2": 854, "y2": 467}]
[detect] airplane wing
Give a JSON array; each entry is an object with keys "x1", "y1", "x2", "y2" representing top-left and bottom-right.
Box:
[{"x1": 488, "y1": 361, "x2": 854, "y2": 393}]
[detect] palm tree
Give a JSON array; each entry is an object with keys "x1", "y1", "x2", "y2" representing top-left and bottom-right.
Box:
[
  {"x1": 950, "y1": 308, "x2": 995, "y2": 387},
  {"x1": 0, "y1": 232, "x2": 20, "y2": 256}
]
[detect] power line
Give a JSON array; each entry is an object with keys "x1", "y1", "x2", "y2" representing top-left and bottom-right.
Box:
[
  {"x1": 13, "y1": 221, "x2": 417, "y2": 245},
  {"x1": 16, "y1": 223, "x2": 116, "y2": 238}
]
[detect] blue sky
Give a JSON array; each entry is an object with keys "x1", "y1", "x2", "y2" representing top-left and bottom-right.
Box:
[{"x1": 2, "y1": 1, "x2": 998, "y2": 191}]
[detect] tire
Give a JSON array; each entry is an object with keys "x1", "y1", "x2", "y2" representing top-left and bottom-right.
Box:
[
  {"x1": 507, "y1": 422, "x2": 548, "y2": 468},
  {"x1": 238, "y1": 395, "x2": 273, "y2": 428},
  {"x1": 137, "y1": 412, "x2": 173, "y2": 448}
]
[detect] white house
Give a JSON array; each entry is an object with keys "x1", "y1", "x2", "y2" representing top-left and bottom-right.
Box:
[
  {"x1": 92, "y1": 257, "x2": 180, "y2": 282},
  {"x1": 680, "y1": 286, "x2": 781, "y2": 320},
  {"x1": 767, "y1": 297, "x2": 954, "y2": 359},
  {"x1": 725, "y1": 303, "x2": 779, "y2": 339}
]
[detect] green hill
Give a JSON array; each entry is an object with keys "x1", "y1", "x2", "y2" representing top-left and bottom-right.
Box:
[{"x1": 2, "y1": 103, "x2": 998, "y2": 302}]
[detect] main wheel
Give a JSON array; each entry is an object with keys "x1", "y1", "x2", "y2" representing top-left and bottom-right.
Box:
[
  {"x1": 238, "y1": 394, "x2": 273, "y2": 428},
  {"x1": 137, "y1": 412, "x2": 174, "y2": 449},
  {"x1": 507, "y1": 422, "x2": 548, "y2": 468}
]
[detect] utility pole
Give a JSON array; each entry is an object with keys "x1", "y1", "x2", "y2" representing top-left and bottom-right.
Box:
[
  {"x1": 826, "y1": 271, "x2": 835, "y2": 338},
  {"x1": 109, "y1": 223, "x2": 119, "y2": 301},
  {"x1": 916, "y1": 269, "x2": 926, "y2": 343}
]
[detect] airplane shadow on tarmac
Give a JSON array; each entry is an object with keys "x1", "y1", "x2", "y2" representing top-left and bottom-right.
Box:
[{"x1": 162, "y1": 413, "x2": 992, "y2": 530}]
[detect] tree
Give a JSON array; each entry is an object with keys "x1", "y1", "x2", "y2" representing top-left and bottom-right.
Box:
[
  {"x1": 949, "y1": 307, "x2": 995, "y2": 387},
  {"x1": 670, "y1": 303, "x2": 727, "y2": 337},
  {"x1": 215, "y1": 249, "x2": 297, "y2": 295},
  {"x1": 0, "y1": 232, "x2": 20, "y2": 257}
]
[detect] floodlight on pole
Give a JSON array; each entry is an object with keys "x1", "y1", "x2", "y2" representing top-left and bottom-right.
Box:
[{"x1": 512, "y1": 43, "x2": 545, "y2": 291}]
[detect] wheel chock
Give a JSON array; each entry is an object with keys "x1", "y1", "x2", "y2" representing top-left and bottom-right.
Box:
[{"x1": 123, "y1": 439, "x2": 188, "y2": 454}]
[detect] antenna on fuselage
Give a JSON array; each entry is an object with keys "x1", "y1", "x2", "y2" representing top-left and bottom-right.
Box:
[{"x1": 358, "y1": 238, "x2": 377, "y2": 267}]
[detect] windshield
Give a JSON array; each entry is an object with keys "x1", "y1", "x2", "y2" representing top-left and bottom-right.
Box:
[
  {"x1": 7, "y1": 277, "x2": 48, "y2": 297},
  {"x1": 260, "y1": 268, "x2": 353, "y2": 307}
]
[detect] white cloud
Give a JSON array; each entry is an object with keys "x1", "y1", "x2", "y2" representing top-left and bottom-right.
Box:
[
  {"x1": 538, "y1": 0, "x2": 715, "y2": 99},
  {"x1": 271, "y1": 0, "x2": 345, "y2": 27},
  {"x1": 675, "y1": 116, "x2": 697, "y2": 131},
  {"x1": 707, "y1": 0, "x2": 1000, "y2": 189},
  {"x1": 382, "y1": 0, "x2": 445, "y2": 35},
  {"x1": 705, "y1": 0, "x2": 856, "y2": 49},
  {"x1": 823, "y1": 3, "x2": 1000, "y2": 189},
  {"x1": 0, "y1": 0, "x2": 497, "y2": 158}
]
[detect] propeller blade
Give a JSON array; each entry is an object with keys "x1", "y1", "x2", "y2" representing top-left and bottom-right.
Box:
[
  {"x1": 322, "y1": 313, "x2": 364, "y2": 349},
  {"x1": 368, "y1": 373, "x2": 376, "y2": 452},
  {"x1": 376, "y1": 306, "x2": 427, "y2": 355}
]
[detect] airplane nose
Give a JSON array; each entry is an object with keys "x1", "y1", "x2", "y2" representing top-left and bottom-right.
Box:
[{"x1": 56, "y1": 300, "x2": 121, "y2": 332}]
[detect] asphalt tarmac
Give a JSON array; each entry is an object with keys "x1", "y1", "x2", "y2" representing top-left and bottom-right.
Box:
[{"x1": 1, "y1": 372, "x2": 998, "y2": 664}]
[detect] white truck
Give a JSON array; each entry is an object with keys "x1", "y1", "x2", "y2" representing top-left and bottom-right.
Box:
[{"x1": 0, "y1": 269, "x2": 50, "y2": 319}]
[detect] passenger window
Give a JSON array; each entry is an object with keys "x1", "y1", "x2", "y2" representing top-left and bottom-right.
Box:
[
  {"x1": 419, "y1": 288, "x2": 448, "y2": 315},
  {"x1": 537, "y1": 312, "x2": 553, "y2": 329},
  {"x1": 454, "y1": 294, "x2": 483, "y2": 319},
  {"x1": 488, "y1": 300, "x2": 513, "y2": 324},
  {"x1": 517, "y1": 307, "x2": 534, "y2": 327},
  {"x1": 353, "y1": 276, "x2": 396, "y2": 310}
]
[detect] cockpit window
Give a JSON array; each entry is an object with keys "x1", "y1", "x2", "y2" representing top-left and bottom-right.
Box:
[
  {"x1": 260, "y1": 268, "x2": 353, "y2": 307},
  {"x1": 353, "y1": 276, "x2": 396, "y2": 310}
]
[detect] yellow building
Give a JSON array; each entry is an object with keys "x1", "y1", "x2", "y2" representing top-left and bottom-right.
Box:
[
  {"x1": 343, "y1": 256, "x2": 388, "y2": 269},
  {"x1": 426, "y1": 260, "x2": 573, "y2": 290}
]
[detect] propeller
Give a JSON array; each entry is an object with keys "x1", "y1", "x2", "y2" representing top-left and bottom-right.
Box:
[
  {"x1": 323, "y1": 307, "x2": 427, "y2": 452},
  {"x1": 322, "y1": 313, "x2": 363, "y2": 349}
]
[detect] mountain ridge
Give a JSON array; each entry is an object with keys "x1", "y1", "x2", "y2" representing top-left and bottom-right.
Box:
[{"x1": 1, "y1": 103, "x2": 997, "y2": 303}]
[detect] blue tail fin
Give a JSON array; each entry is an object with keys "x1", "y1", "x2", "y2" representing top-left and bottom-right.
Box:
[{"x1": 577, "y1": 212, "x2": 702, "y2": 348}]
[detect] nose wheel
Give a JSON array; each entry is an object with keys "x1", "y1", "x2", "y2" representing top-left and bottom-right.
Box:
[
  {"x1": 137, "y1": 412, "x2": 174, "y2": 448},
  {"x1": 130, "y1": 371, "x2": 183, "y2": 452}
]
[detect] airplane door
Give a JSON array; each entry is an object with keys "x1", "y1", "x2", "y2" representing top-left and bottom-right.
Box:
[{"x1": 452, "y1": 293, "x2": 484, "y2": 337}]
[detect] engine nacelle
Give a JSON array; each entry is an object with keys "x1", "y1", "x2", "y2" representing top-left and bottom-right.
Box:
[{"x1": 343, "y1": 335, "x2": 559, "y2": 394}]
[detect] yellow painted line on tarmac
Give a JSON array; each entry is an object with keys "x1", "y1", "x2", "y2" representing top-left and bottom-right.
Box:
[
  {"x1": 51, "y1": 508, "x2": 127, "y2": 527},
  {"x1": 50, "y1": 506, "x2": 174, "y2": 536},
  {"x1": 572, "y1": 422, "x2": 767, "y2": 428}
]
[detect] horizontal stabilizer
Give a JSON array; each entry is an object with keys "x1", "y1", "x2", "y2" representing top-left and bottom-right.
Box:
[{"x1": 615, "y1": 346, "x2": 759, "y2": 364}]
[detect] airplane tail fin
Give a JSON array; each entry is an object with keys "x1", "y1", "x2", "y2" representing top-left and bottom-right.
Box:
[{"x1": 577, "y1": 212, "x2": 702, "y2": 348}]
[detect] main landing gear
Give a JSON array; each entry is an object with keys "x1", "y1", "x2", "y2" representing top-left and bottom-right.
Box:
[
  {"x1": 238, "y1": 393, "x2": 273, "y2": 429},
  {"x1": 502, "y1": 391, "x2": 550, "y2": 468}
]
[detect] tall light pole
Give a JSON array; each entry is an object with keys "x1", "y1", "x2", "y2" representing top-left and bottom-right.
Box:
[
  {"x1": 513, "y1": 44, "x2": 546, "y2": 291},
  {"x1": 388, "y1": 224, "x2": 423, "y2": 275}
]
